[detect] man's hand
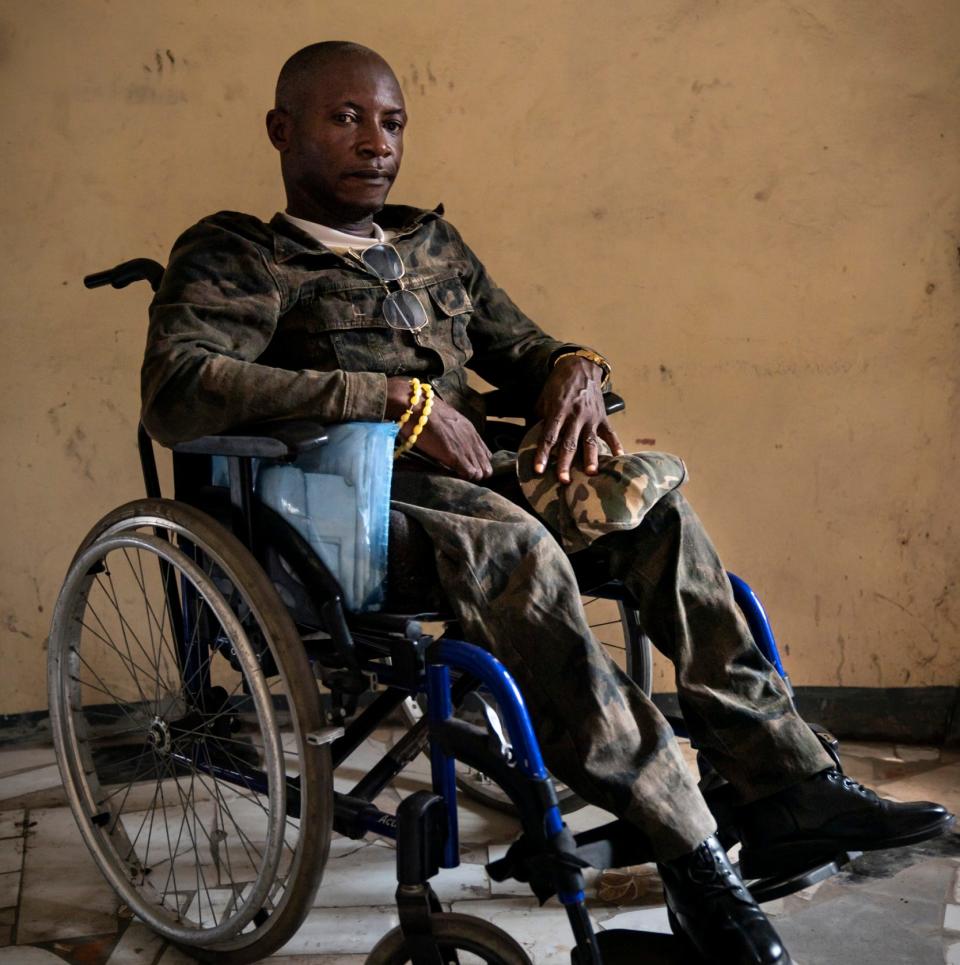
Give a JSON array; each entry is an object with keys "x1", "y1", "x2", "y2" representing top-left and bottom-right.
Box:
[
  {"x1": 386, "y1": 377, "x2": 493, "y2": 481},
  {"x1": 533, "y1": 357, "x2": 624, "y2": 484}
]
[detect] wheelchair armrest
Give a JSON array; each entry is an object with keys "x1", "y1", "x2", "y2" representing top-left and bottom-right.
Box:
[
  {"x1": 171, "y1": 419, "x2": 329, "y2": 461},
  {"x1": 483, "y1": 389, "x2": 626, "y2": 419}
]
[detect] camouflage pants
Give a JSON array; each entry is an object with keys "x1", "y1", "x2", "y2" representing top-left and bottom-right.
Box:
[{"x1": 391, "y1": 470, "x2": 833, "y2": 860}]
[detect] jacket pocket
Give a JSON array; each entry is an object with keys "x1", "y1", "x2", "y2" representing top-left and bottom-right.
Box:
[
  {"x1": 418, "y1": 274, "x2": 474, "y2": 362},
  {"x1": 298, "y1": 281, "x2": 383, "y2": 331},
  {"x1": 424, "y1": 274, "x2": 473, "y2": 318}
]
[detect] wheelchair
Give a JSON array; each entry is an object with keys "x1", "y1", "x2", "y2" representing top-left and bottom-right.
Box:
[{"x1": 47, "y1": 257, "x2": 852, "y2": 964}]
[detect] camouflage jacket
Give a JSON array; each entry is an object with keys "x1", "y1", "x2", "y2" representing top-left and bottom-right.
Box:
[{"x1": 141, "y1": 205, "x2": 583, "y2": 446}]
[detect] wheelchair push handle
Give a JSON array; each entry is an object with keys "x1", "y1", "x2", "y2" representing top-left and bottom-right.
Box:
[{"x1": 84, "y1": 258, "x2": 165, "y2": 293}]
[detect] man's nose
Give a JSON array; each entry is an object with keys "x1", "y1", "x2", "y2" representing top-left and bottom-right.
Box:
[{"x1": 357, "y1": 123, "x2": 392, "y2": 158}]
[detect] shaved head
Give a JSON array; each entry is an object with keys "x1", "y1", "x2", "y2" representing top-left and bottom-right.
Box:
[
  {"x1": 266, "y1": 41, "x2": 406, "y2": 231},
  {"x1": 275, "y1": 41, "x2": 397, "y2": 116}
]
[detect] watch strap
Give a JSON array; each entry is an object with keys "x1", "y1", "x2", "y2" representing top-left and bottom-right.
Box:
[{"x1": 553, "y1": 348, "x2": 612, "y2": 389}]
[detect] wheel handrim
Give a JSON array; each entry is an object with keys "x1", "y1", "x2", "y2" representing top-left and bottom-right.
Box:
[{"x1": 50, "y1": 531, "x2": 294, "y2": 946}]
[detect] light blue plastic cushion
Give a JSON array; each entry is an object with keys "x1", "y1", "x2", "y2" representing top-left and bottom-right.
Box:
[{"x1": 214, "y1": 422, "x2": 398, "y2": 612}]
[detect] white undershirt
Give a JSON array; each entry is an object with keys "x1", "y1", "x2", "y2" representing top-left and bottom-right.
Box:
[{"x1": 282, "y1": 212, "x2": 396, "y2": 253}]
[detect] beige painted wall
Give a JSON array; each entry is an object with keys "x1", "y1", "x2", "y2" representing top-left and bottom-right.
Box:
[{"x1": 1, "y1": 0, "x2": 958, "y2": 714}]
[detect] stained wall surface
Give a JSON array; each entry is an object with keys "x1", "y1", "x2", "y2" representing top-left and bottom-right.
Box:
[{"x1": 1, "y1": 0, "x2": 958, "y2": 713}]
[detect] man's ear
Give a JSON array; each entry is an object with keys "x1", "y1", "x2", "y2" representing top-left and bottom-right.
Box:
[{"x1": 266, "y1": 108, "x2": 293, "y2": 152}]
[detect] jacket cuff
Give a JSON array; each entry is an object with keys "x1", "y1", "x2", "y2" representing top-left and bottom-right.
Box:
[{"x1": 343, "y1": 371, "x2": 389, "y2": 422}]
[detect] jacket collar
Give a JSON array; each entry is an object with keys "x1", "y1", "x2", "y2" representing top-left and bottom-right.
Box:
[{"x1": 270, "y1": 203, "x2": 444, "y2": 263}]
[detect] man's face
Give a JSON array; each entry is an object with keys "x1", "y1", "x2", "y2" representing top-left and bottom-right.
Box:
[{"x1": 268, "y1": 55, "x2": 406, "y2": 224}]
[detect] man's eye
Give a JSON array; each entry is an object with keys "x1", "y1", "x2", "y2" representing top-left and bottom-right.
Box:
[
  {"x1": 334, "y1": 113, "x2": 358, "y2": 124},
  {"x1": 384, "y1": 120, "x2": 404, "y2": 134}
]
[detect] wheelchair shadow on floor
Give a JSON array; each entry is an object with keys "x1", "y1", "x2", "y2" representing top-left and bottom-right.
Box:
[{"x1": 593, "y1": 930, "x2": 689, "y2": 963}]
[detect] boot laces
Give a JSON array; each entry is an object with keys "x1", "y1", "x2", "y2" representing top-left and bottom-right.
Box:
[
  {"x1": 688, "y1": 844, "x2": 750, "y2": 900},
  {"x1": 827, "y1": 769, "x2": 876, "y2": 800}
]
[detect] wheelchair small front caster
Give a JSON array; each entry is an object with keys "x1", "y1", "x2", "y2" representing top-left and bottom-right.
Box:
[{"x1": 365, "y1": 912, "x2": 532, "y2": 965}]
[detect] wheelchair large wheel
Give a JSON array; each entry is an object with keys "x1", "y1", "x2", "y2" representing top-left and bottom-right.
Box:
[
  {"x1": 48, "y1": 499, "x2": 332, "y2": 964},
  {"x1": 366, "y1": 913, "x2": 533, "y2": 964},
  {"x1": 586, "y1": 595, "x2": 653, "y2": 695},
  {"x1": 403, "y1": 596, "x2": 652, "y2": 816}
]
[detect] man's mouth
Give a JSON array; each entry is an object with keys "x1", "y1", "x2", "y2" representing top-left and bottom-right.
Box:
[{"x1": 345, "y1": 168, "x2": 392, "y2": 182}]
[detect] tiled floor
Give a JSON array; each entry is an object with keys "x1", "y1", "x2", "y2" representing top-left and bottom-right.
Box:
[{"x1": 0, "y1": 728, "x2": 957, "y2": 964}]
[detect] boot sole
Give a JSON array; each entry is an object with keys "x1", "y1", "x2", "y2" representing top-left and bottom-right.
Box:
[
  {"x1": 666, "y1": 907, "x2": 793, "y2": 965},
  {"x1": 739, "y1": 812, "x2": 956, "y2": 880}
]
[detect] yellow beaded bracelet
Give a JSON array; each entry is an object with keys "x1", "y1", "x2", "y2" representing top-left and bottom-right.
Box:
[
  {"x1": 394, "y1": 383, "x2": 434, "y2": 459},
  {"x1": 396, "y1": 378, "x2": 423, "y2": 431}
]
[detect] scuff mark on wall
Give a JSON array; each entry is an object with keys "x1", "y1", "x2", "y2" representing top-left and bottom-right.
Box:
[
  {"x1": 64, "y1": 426, "x2": 95, "y2": 482},
  {"x1": 788, "y1": 5, "x2": 834, "y2": 39},
  {"x1": 126, "y1": 84, "x2": 187, "y2": 105},
  {"x1": 144, "y1": 48, "x2": 177, "y2": 73},
  {"x1": 408, "y1": 63, "x2": 426, "y2": 96},
  {"x1": 29, "y1": 576, "x2": 44, "y2": 615},
  {"x1": 134, "y1": 48, "x2": 187, "y2": 102},
  {"x1": 0, "y1": 18, "x2": 14, "y2": 66},
  {"x1": 100, "y1": 398, "x2": 133, "y2": 429},
  {"x1": 835, "y1": 611, "x2": 846, "y2": 685},
  {"x1": 47, "y1": 402, "x2": 67, "y2": 436},
  {"x1": 691, "y1": 77, "x2": 731, "y2": 94},
  {"x1": 873, "y1": 591, "x2": 939, "y2": 649},
  {"x1": 4, "y1": 615, "x2": 32, "y2": 640}
]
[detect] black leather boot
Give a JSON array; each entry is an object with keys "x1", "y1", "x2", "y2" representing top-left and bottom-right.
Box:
[
  {"x1": 737, "y1": 767, "x2": 955, "y2": 879},
  {"x1": 658, "y1": 835, "x2": 791, "y2": 964}
]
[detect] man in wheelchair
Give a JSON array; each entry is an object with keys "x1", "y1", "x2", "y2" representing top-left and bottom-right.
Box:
[{"x1": 139, "y1": 41, "x2": 954, "y2": 964}]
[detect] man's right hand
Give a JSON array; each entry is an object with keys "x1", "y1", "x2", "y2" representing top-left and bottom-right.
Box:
[{"x1": 386, "y1": 377, "x2": 493, "y2": 481}]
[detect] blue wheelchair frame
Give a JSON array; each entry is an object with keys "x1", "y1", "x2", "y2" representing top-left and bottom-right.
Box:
[
  {"x1": 88, "y1": 256, "x2": 846, "y2": 964},
  {"x1": 163, "y1": 453, "x2": 808, "y2": 965}
]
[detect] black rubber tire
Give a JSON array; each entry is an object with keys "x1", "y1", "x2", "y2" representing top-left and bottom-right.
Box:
[
  {"x1": 49, "y1": 498, "x2": 332, "y2": 964},
  {"x1": 366, "y1": 913, "x2": 533, "y2": 964},
  {"x1": 622, "y1": 603, "x2": 654, "y2": 696}
]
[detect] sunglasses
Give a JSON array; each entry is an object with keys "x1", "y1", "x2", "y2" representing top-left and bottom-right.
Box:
[{"x1": 360, "y1": 243, "x2": 429, "y2": 332}]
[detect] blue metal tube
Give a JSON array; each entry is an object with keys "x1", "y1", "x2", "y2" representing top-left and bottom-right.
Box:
[
  {"x1": 727, "y1": 571, "x2": 788, "y2": 680},
  {"x1": 435, "y1": 640, "x2": 564, "y2": 839},
  {"x1": 426, "y1": 663, "x2": 460, "y2": 868}
]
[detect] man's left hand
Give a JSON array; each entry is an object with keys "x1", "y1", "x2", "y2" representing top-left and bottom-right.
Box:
[{"x1": 533, "y1": 356, "x2": 624, "y2": 484}]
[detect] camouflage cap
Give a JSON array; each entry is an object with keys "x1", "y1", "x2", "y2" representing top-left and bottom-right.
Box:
[{"x1": 516, "y1": 422, "x2": 687, "y2": 552}]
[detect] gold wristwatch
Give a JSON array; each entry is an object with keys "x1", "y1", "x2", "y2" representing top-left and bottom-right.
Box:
[{"x1": 552, "y1": 348, "x2": 612, "y2": 389}]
